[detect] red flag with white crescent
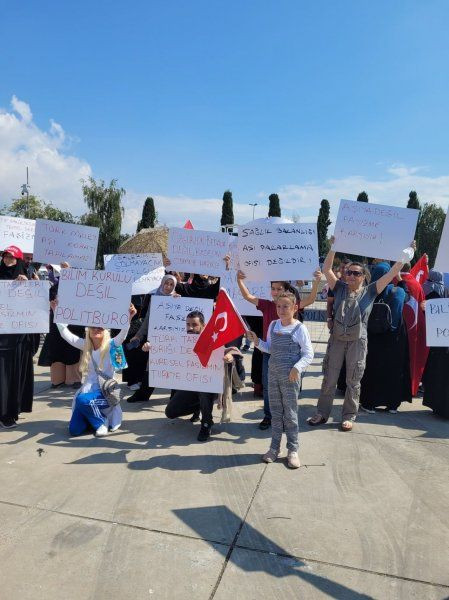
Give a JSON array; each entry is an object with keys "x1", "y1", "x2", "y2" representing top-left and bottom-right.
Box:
[{"x1": 410, "y1": 254, "x2": 429, "y2": 284}]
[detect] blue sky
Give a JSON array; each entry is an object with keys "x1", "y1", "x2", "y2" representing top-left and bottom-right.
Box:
[{"x1": 1, "y1": 0, "x2": 449, "y2": 231}]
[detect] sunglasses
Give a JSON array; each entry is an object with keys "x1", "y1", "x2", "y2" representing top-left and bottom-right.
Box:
[{"x1": 346, "y1": 270, "x2": 364, "y2": 277}]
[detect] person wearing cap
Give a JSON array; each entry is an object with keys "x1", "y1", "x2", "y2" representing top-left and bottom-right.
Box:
[{"x1": 0, "y1": 246, "x2": 39, "y2": 429}]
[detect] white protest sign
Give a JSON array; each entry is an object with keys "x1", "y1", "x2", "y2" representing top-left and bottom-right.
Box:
[
  {"x1": 220, "y1": 270, "x2": 271, "y2": 317},
  {"x1": 0, "y1": 216, "x2": 36, "y2": 254},
  {"x1": 167, "y1": 227, "x2": 230, "y2": 277},
  {"x1": 54, "y1": 268, "x2": 133, "y2": 328},
  {"x1": 104, "y1": 253, "x2": 165, "y2": 295},
  {"x1": 0, "y1": 280, "x2": 49, "y2": 334},
  {"x1": 332, "y1": 199, "x2": 419, "y2": 261},
  {"x1": 435, "y1": 208, "x2": 449, "y2": 273},
  {"x1": 147, "y1": 296, "x2": 224, "y2": 393},
  {"x1": 237, "y1": 220, "x2": 319, "y2": 281},
  {"x1": 425, "y1": 299, "x2": 449, "y2": 347},
  {"x1": 33, "y1": 219, "x2": 99, "y2": 269}
]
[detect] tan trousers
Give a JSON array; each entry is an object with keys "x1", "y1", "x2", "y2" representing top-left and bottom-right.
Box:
[
  {"x1": 51, "y1": 362, "x2": 81, "y2": 386},
  {"x1": 317, "y1": 335, "x2": 368, "y2": 421}
]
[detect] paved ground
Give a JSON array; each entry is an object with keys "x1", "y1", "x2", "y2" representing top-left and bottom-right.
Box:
[{"x1": 1, "y1": 324, "x2": 448, "y2": 600}]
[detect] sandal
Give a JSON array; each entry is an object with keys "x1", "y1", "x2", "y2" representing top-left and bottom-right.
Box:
[
  {"x1": 341, "y1": 420, "x2": 353, "y2": 431},
  {"x1": 307, "y1": 414, "x2": 327, "y2": 426}
]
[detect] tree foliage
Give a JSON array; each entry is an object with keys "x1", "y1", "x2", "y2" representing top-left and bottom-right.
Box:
[
  {"x1": 416, "y1": 203, "x2": 446, "y2": 267},
  {"x1": 317, "y1": 199, "x2": 331, "y2": 257},
  {"x1": 137, "y1": 197, "x2": 157, "y2": 231},
  {"x1": 407, "y1": 190, "x2": 420, "y2": 210},
  {"x1": 220, "y1": 190, "x2": 234, "y2": 228},
  {"x1": 3, "y1": 196, "x2": 78, "y2": 223},
  {"x1": 81, "y1": 177, "x2": 125, "y2": 267},
  {"x1": 268, "y1": 193, "x2": 281, "y2": 217},
  {"x1": 357, "y1": 191, "x2": 369, "y2": 202}
]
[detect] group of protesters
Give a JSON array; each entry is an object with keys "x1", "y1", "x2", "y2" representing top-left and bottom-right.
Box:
[{"x1": 1, "y1": 235, "x2": 448, "y2": 470}]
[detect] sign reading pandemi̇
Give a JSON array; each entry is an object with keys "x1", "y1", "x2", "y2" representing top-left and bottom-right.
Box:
[
  {"x1": 0, "y1": 216, "x2": 36, "y2": 254},
  {"x1": 167, "y1": 228, "x2": 230, "y2": 277},
  {"x1": 33, "y1": 219, "x2": 99, "y2": 269},
  {"x1": 434, "y1": 208, "x2": 449, "y2": 274},
  {"x1": 220, "y1": 270, "x2": 271, "y2": 317},
  {"x1": 0, "y1": 280, "x2": 50, "y2": 333},
  {"x1": 332, "y1": 199, "x2": 419, "y2": 261},
  {"x1": 237, "y1": 220, "x2": 319, "y2": 281},
  {"x1": 104, "y1": 253, "x2": 165, "y2": 294},
  {"x1": 147, "y1": 296, "x2": 224, "y2": 393},
  {"x1": 54, "y1": 268, "x2": 133, "y2": 328},
  {"x1": 425, "y1": 299, "x2": 449, "y2": 347}
]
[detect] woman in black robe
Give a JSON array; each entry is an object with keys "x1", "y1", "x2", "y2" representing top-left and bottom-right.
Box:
[
  {"x1": 0, "y1": 247, "x2": 39, "y2": 429},
  {"x1": 422, "y1": 270, "x2": 449, "y2": 419}
]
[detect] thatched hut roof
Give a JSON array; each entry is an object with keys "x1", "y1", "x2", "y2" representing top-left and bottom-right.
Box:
[{"x1": 118, "y1": 226, "x2": 169, "y2": 255}]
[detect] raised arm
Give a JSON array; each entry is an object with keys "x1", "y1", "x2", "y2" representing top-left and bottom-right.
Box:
[
  {"x1": 236, "y1": 270, "x2": 258, "y2": 305},
  {"x1": 375, "y1": 243, "x2": 416, "y2": 295},
  {"x1": 299, "y1": 269, "x2": 322, "y2": 309},
  {"x1": 322, "y1": 236, "x2": 338, "y2": 291},
  {"x1": 55, "y1": 323, "x2": 85, "y2": 349}
]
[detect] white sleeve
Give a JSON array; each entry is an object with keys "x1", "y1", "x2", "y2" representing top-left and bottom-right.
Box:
[
  {"x1": 292, "y1": 325, "x2": 314, "y2": 372},
  {"x1": 112, "y1": 325, "x2": 130, "y2": 347},
  {"x1": 257, "y1": 322, "x2": 273, "y2": 354},
  {"x1": 56, "y1": 323, "x2": 85, "y2": 350}
]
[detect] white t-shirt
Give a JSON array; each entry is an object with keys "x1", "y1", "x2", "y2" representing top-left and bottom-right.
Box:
[{"x1": 257, "y1": 319, "x2": 314, "y2": 373}]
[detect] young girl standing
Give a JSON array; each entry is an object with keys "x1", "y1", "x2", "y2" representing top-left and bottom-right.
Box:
[{"x1": 248, "y1": 292, "x2": 314, "y2": 468}]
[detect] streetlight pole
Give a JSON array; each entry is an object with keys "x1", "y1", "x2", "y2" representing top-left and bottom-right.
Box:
[{"x1": 249, "y1": 202, "x2": 258, "y2": 220}]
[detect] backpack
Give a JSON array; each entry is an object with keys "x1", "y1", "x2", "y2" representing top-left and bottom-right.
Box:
[{"x1": 368, "y1": 299, "x2": 392, "y2": 334}]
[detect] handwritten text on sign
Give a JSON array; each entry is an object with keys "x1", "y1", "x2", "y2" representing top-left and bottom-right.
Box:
[
  {"x1": 33, "y1": 219, "x2": 99, "y2": 269},
  {"x1": 167, "y1": 228, "x2": 230, "y2": 277},
  {"x1": 425, "y1": 299, "x2": 449, "y2": 347},
  {"x1": 0, "y1": 280, "x2": 50, "y2": 334},
  {"x1": 54, "y1": 268, "x2": 133, "y2": 328},
  {"x1": 221, "y1": 270, "x2": 271, "y2": 317},
  {"x1": 237, "y1": 220, "x2": 319, "y2": 281},
  {"x1": 104, "y1": 253, "x2": 165, "y2": 295},
  {"x1": 0, "y1": 216, "x2": 36, "y2": 254},
  {"x1": 332, "y1": 199, "x2": 419, "y2": 261},
  {"x1": 435, "y1": 208, "x2": 449, "y2": 273},
  {"x1": 147, "y1": 296, "x2": 224, "y2": 393}
]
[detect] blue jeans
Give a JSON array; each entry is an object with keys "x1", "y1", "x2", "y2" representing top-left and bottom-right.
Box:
[
  {"x1": 262, "y1": 353, "x2": 271, "y2": 419},
  {"x1": 69, "y1": 390, "x2": 109, "y2": 436}
]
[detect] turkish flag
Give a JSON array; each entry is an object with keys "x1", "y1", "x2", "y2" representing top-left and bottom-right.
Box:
[
  {"x1": 401, "y1": 273, "x2": 429, "y2": 396},
  {"x1": 194, "y1": 289, "x2": 247, "y2": 367},
  {"x1": 410, "y1": 254, "x2": 429, "y2": 284},
  {"x1": 183, "y1": 220, "x2": 194, "y2": 229}
]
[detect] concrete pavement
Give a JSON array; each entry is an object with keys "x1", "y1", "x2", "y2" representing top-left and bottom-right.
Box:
[{"x1": 0, "y1": 324, "x2": 448, "y2": 599}]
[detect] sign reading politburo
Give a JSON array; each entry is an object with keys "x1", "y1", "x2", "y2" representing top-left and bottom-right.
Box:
[
  {"x1": 0, "y1": 216, "x2": 36, "y2": 254},
  {"x1": 221, "y1": 270, "x2": 271, "y2": 317},
  {"x1": 147, "y1": 296, "x2": 224, "y2": 393},
  {"x1": 33, "y1": 219, "x2": 99, "y2": 269},
  {"x1": 104, "y1": 253, "x2": 165, "y2": 295},
  {"x1": 238, "y1": 220, "x2": 319, "y2": 281},
  {"x1": 435, "y1": 208, "x2": 449, "y2": 273},
  {"x1": 167, "y1": 227, "x2": 230, "y2": 277},
  {"x1": 425, "y1": 299, "x2": 449, "y2": 347},
  {"x1": 0, "y1": 280, "x2": 50, "y2": 334},
  {"x1": 332, "y1": 199, "x2": 419, "y2": 261},
  {"x1": 54, "y1": 268, "x2": 133, "y2": 328}
]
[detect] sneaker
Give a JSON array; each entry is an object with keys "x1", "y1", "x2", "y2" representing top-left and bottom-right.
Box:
[
  {"x1": 109, "y1": 423, "x2": 121, "y2": 432},
  {"x1": 51, "y1": 382, "x2": 65, "y2": 389},
  {"x1": 197, "y1": 423, "x2": 212, "y2": 442},
  {"x1": 95, "y1": 424, "x2": 108, "y2": 437},
  {"x1": 258, "y1": 417, "x2": 271, "y2": 430},
  {"x1": 127, "y1": 389, "x2": 148, "y2": 403},
  {"x1": 359, "y1": 405, "x2": 375, "y2": 414},
  {"x1": 0, "y1": 417, "x2": 18, "y2": 429},
  {"x1": 388, "y1": 409, "x2": 398, "y2": 414},
  {"x1": 287, "y1": 451, "x2": 301, "y2": 469},
  {"x1": 262, "y1": 448, "x2": 279, "y2": 463},
  {"x1": 128, "y1": 383, "x2": 141, "y2": 391}
]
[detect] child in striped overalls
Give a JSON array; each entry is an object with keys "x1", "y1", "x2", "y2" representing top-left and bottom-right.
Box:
[{"x1": 248, "y1": 292, "x2": 314, "y2": 468}]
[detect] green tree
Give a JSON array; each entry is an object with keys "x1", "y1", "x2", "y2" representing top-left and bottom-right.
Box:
[
  {"x1": 268, "y1": 193, "x2": 281, "y2": 217},
  {"x1": 3, "y1": 196, "x2": 78, "y2": 223},
  {"x1": 317, "y1": 199, "x2": 332, "y2": 257},
  {"x1": 357, "y1": 191, "x2": 369, "y2": 202},
  {"x1": 137, "y1": 196, "x2": 157, "y2": 231},
  {"x1": 407, "y1": 190, "x2": 420, "y2": 210},
  {"x1": 416, "y1": 203, "x2": 446, "y2": 267},
  {"x1": 81, "y1": 177, "x2": 125, "y2": 267},
  {"x1": 220, "y1": 190, "x2": 234, "y2": 229}
]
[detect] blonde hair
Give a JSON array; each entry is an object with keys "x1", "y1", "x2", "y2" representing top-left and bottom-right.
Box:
[{"x1": 79, "y1": 328, "x2": 111, "y2": 377}]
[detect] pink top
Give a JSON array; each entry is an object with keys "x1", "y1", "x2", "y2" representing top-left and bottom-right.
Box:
[{"x1": 257, "y1": 298, "x2": 278, "y2": 340}]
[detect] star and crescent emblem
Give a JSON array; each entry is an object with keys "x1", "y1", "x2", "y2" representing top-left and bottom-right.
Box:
[{"x1": 211, "y1": 311, "x2": 227, "y2": 342}]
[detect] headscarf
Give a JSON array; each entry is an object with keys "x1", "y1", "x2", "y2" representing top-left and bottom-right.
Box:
[
  {"x1": 371, "y1": 261, "x2": 405, "y2": 330},
  {"x1": 155, "y1": 274, "x2": 178, "y2": 296},
  {"x1": 422, "y1": 269, "x2": 447, "y2": 299},
  {"x1": 0, "y1": 256, "x2": 28, "y2": 281}
]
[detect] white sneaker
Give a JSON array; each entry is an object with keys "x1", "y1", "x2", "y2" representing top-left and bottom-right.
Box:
[
  {"x1": 109, "y1": 423, "x2": 120, "y2": 432},
  {"x1": 287, "y1": 451, "x2": 301, "y2": 469},
  {"x1": 95, "y1": 424, "x2": 108, "y2": 437},
  {"x1": 262, "y1": 449, "x2": 279, "y2": 463},
  {"x1": 128, "y1": 383, "x2": 141, "y2": 391}
]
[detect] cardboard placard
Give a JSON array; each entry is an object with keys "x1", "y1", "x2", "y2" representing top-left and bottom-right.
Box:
[
  {"x1": 147, "y1": 296, "x2": 224, "y2": 393},
  {"x1": 54, "y1": 268, "x2": 133, "y2": 328},
  {"x1": 33, "y1": 219, "x2": 99, "y2": 269},
  {"x1": 0, "y1": 280, "x2": 49, "y2": 333},
  {"x1": 425, "y1": 299, "x2": 449, "y2": 347},
  {"x1": 0, "y1": 216, "x2": 36, "y2": 254},
  {"x1": 167, "y1": 227, "x2": 230, "y2": 277},
  {"x1": 238, "y1": 220, "x2": 319, "y2": 281},
  {"x1": 220, "y1": 270, "x2": 271, "y2": 317},
  {"x1": 104, "y1": 253, "x2": 165, "y2": 295},
  {"x1": 435, "y1": 208, "x2": 449, "y2": 273},
  {"x1": 332, "y1": 199, "x2": 419, "y2": 261}
]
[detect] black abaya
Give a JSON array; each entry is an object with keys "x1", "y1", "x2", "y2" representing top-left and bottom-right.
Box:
[{"x1": 422, "y1": 348, "x2": 449, "y2": 418}]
